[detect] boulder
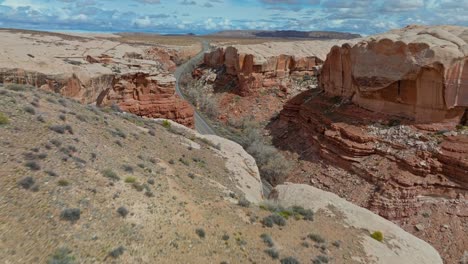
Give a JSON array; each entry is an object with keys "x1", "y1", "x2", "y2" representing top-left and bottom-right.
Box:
[{"x1": 272, "y1": 183, "x2": 443, "y2": 264}]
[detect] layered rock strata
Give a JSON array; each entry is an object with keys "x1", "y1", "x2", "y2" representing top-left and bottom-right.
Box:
[
  {"x1": 320, "y1": 25, "x2": 468, "y2": 124},
  {"x1": 202, "y1": 47, "x2": 323, "y2": 96}
]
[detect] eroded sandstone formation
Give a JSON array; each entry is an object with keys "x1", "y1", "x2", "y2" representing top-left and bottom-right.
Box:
[
  {"x1": 202, "y1": 47, "x2": 323, "y2": 96},
  {"x1": 98, "y1": 72, "x2": 194, "y2": 127},
  {"x1": 320, "y1": 25, "x2": 468, "y2": 125},
  {"x1": 0, "y1": 29, "x2": 195, "y2": 127}
]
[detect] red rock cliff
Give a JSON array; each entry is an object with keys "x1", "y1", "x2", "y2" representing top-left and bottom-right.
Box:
[
  {"x1": 320, "y1": 25, "x2": 468, "y2": 124},
  {"x1": 203, "y1": 47, "x2": 323, "y2": 96}
]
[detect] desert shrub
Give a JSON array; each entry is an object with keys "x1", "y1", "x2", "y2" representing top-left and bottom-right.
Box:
[
  {"x1": 114, "y1": 140, "x2": 123, "y2": 147},
  {"x1": 291, "y1": 206, "x2": 314, "y2": 221},
  {"x1": 222, "y1": 234, "x2": 230, "y2": 241},
  {"x1": 168, "y1": 159, "x2": 175, "y2": 164},
  {"x1": 60, "y1": 208, "x2": 80, "y2": 222},
  {"x1": 18, "y1": 176, "x2": 35, "y2": 189},
  {"x1": 57, "y1": 179, "x2": 70, "y2": 186},
  {"x1": 147, "y1": 178, "x2": 155, "y2": 185},
  {"x1": 195, "y1": 228, "x2": 206, "y2": 238},
  {"x1": 0, "y1": 112, "x2": 9, "y2": 125},
  {"x1": 50, "y1": 139, "x2": 62, "y2": 147},
  {"x1": 179, "y1": 157, "x2": 189, "y2": 166},
  {"x1": 132, "y1": 182, "x2": 144, "y2": 192},
  {"x1": 371, "y1": 231, "x2": 383, "y2": 242},
  {"x1": 264, "y1": 248, "x2": 279, "y2": 259},
  {"x1": 188, "y1": 172, "x2": 195, "y2": 179},
  {"x1": 25, "y1": 161, "x2": 41, "y2": 171},
  {"x1": 49, "y1": 125, "x2": 73, "y2": 134},
  {"x1": 48, "y1": 247, "x2": 75, "y2": 264},
  {"x1": 122, "y1": 165, "x2": 134, "y2": 173},
  {"x1": 162, "y1": 120, "x2": 171, "y2": 128},
  {"x1": 59, "y1": 114, "x2": 66, "y2": 121},
  {"x1": 108, "y1": 246, "x2": 125, "y2": 258},
  {"x1": 148, "y1": 129, "x2": 156, "y2": 136},
  {"x1": 388, "y1": 119, "x2": 401, "y2": 127},
  {"x1": 117, "y1": 206, "x2": 129, "y2": 217},
  {"x1": 102, "y1": 169, "x2": 119, "y2": 181},
  {"x1": 332, "y1": 240, "x2": 342, "y2": 248},
  {"x1": 238, "y1": 197, "x2": 251, "y2": 208},
  {"x1": 313, "y1": 255, "x2": 329, "y2": 264},
  {"x1": 6, "y1": 84, "x2": 34, "y2": 91},
  {"x1": 308, "y1": 233, "x2": 326, "y2": 243},
  {"x1": 280, "y1": 257, "x2": 300, "y2": 264},
  {"x1": 260, "y1": 233, "x2": 274, "y2": 247},
  {"x1": 46, "y1": 170, "x2": 58, "y2": 177},
  {"x1": 124, "y1": 176, "x2": 137, "y2": 183},
  {"x1": 24, "y1": 106, "x2": 36, "y2": 115},
  {"x1": 262, "y1": 214, "x2": 286, "y2": 227}
]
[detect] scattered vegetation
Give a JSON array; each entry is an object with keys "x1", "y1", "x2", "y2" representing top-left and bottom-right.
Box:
[
  {"x1": 60, "y1": 208, "x2": 81, "y2": 222},
  {"x1": 6, "y1": 83, "x2": 34, "y2": 91},
  {"x1": 260, "y1": 233, "x2": 274, "y2": 247},
  {"x1": 313, "y1": 255, "x2": 329, "y2": 264},
  {"x1": 49, "y1": 125, "x2": 73, "y2": 134},
  {"x1": 108, "y1": 246, "x2": 125, "y2": 258},
  {"x1": 237, "y1": 197, "x2": 251, "y2": 207},
  {"x1": 102, "y1": 169, "x2": 120, "y2": 181},
  {"x1": 371, "y1": 231, "x2": 384, "y2": 242},
  {"x1": 122, "y1": 164, "x2": 134, "y2": 173},
  {"x1": 308, "y1": 233, "x2": 326, "y2": 243},
  {"x1": 18, "y1": 176, "x2": 35, "y2": 189},
  {"x1": 48, "y1": 247, "x2": 75, "y2": 264},
  {"x1": 262, "y1": 214, "x2": 287, "y2": 227},
  {"x1": 124, "y1": 176, "x2": 137, "y2": 183},
  {"x1": 57, "y1": 179, "x2": 70, "y2": 186},
  {"x1": 24, "y1": 106, "x2": 36, "y2": 115},
  {"x1": 0, "y1": 112, "x2": 9, "y2": 125},
  {"x1": 195, "y1": 228, "x2": 206, "y2": 238},
  {"x1": 117, "y1": 206, "x2": 129, "y2": 217},
  {"x1": 25, "y1": 161, "x2": 41, "y2": 171},
  {"x1": 162, "y1": 120, "x2": 171, "y2": 129},
  {"x1": 264, "y1": 248, "x2": 280, "y2": 259},
  {"x1": 280, "y1": 256, "x2": 300, "y2": 264}
]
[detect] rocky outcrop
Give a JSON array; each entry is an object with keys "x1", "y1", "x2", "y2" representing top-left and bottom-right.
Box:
[
  {"x1": 202, "y1": 47, "x2": 322, "y2": 96},
  {"x1": 273, "y1": 183, "x2": 443, "y2": 264},
  {"x1": 320, "y1": 25, "x2": 468, "y2": 124},
  {"x1": 98, "y1": 72, "x2": 194, "y2": 128},
  {"x1": 0, "y1": 30, "x2": 195, "y2": 127}
]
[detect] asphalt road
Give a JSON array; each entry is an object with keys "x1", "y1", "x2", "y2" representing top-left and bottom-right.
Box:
[{"x1": 174, "y1": 40, "x2": 216, "y2": 135}]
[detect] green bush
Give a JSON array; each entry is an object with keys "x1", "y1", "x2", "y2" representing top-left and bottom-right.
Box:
[
  {"x1": 124, "y1": 176, "x2": 137, "y2": 183},
  {"x1": 162, "y1": 120, "x2": 171, "y2": 128},
  {"x1": 371, "y1": 231, "x2": 384, "y2": 242},
  {"x1": 6, "y1": 83, "x2": 34, "y2": 91},
  {"x1": 102, "y1": 169, "x2": 119, "y2": 181},
  {"x1": 48, "y1": 247, "x2": 75, "y2": 264},
  {"x1": 308, "y1": 233, "x2": 325, "y2": 243},
  {"x1": 0, "y1": 112, "x2": 9, "y2": 125}
]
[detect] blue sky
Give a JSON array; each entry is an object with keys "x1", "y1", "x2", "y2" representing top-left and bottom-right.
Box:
[{"x1": 0, "y1": 0, "x2": 466, "y2": 35}]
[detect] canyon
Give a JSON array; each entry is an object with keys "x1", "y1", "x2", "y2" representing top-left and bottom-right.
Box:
[
  {"x1": 0, "y1": 26, "x2": 466, "y2": 263},
  {"x1": 191, "y1": 25, "x2": 468, "y2": 263},
  {"x1": 0, "y1": 29, "x2": 197, "y2": 127}
]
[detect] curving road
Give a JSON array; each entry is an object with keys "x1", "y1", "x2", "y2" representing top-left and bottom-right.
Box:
[{"x1": 174, "y1": 39, "x2": 216, "y2": 135}]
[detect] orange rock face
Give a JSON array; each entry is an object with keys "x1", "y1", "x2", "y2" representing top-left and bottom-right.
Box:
[
  {"x1": 203, "y1": 47, "x2": 322, "y2": 96},
  {"x1": 97, "y1": 72, "x2": 194, "y2": 128},
  {"x1": 320, "y1": 25, "x2": 468, "y2": 125}
]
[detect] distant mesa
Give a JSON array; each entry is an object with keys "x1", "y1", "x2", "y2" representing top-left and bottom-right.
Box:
[{"x1": 209, "y1": 30, "x2": 361, "y2": 40}]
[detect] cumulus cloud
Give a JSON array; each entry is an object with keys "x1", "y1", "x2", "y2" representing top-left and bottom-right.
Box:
[{"x1": 0, "y1": 0, "x2": 465, "y2": 35}]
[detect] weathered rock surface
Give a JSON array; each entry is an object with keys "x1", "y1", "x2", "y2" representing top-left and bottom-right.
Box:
[
  {"x1": 320, "y1": 25, "x2": 468, "y2": 124},
  {"x1": 269, "y1": 89, "x2": 468, "y2": 263},
  {"x1": 155, "y1": 119, "x2": 263, "y2": 202},
  {"x1": 272, "y1": 183, "x2": 443, "y2": 264},
  {"x1": 202, "y1": 46, "x2": 323, "y2": 96},
  {"x1": 98, "y1": 73, "x2": 194, "y2": 127},
  {"x1": 0, "y1": 29, "x2": 195, "y2": 127}
]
